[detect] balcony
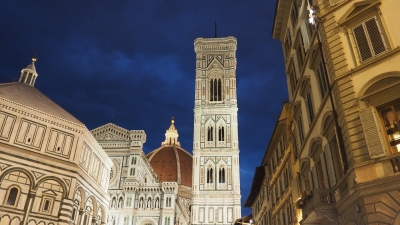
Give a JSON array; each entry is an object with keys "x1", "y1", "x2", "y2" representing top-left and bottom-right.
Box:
[{"x1": 296, "y1": 189, "x2": 338, "y2": 224}]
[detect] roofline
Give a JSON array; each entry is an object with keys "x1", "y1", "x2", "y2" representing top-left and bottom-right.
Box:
[
  {"x1": 271, "y1": 0, "x2": 281, "y2": 37},
  {"x1": 244, "y1": 165, "x2": 266, "y2": 207}
]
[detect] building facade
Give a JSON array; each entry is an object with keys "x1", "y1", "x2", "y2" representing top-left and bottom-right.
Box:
[
  {"x1": 91, "y1": 120, "x2": 192, "y2": 225},
  {"x1": 191, "y1": 37, "x2": 241, "y2": 225},
  {"x1": 263, "y1": 0, "x2": 400, "y2": 224},
  {"x1": 0, "y1": 60, "x2": 113, "y2": 225},
  {"x1": 245, "y1": 103, "x2": 294, "y2": 225}
]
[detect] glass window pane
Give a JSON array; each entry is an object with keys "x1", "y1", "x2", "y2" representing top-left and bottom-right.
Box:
[{"x1": 7, "y1": 188, "x2": 18, "y2": 205}]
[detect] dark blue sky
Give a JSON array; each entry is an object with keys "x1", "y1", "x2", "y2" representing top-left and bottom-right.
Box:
[{"x1": 0, "y1": 0, "x2": 287, "y2": 216}]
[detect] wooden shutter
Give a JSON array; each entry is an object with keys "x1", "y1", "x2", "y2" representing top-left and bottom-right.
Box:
[
  {"x1": 300, "y1": 21, "x2": 310, "y2": 52},
  {"x1": 277, "y1": 179, "x2": 281, "y2": 197},
  {"x1": 312, "y1": 165, "x2": 319, "y2": 189},
  {"x1": 324, "y1": 143, "x2": 337, "y2": 187},
  {"x1": 308, "y1": 170, "x2": 314, "y2": 190},
  {"x1": 320, "y1": 150, "x2": 330, "y2": 188},
  {"x1": 353, "y1": 23, "x2": 372, "y2": 61},
  {"x1": 284, "y1": 207, "x2": 289, "y2": 225},
  {"x1": 291, "y1": 179, "x2": 299, "y2": 200},
  {"x1": 359, "y1": 107, "x2": 386, "y2": 158},
  {"x1": 281, "y1": 173, "x2": 285, "y2": 193},
  {"x1": 365, "y1": 17, "x2": 386, "y2": 56},
  {"x1": 292, "y1": 54, "x2": 300, "y2": 79}
]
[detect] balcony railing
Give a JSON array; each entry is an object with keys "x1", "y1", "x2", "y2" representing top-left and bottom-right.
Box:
[{"x1": 296, "y1": 189, "x2": 336, "y2": 218}]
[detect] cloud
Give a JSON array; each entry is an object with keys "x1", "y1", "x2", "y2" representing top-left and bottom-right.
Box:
[{"x1": 0, "y1": 0, "x2": 288, "y2": 215}]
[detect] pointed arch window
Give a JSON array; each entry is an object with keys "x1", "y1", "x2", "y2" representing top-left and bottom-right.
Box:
[
  {"x1": 218, "y1": 126, "x2": 225, "y2": 141},
  {"x1": 207, "y1": 126, "x2": 214, "y2": 141},
  {"x1": 210, "y1": 78, "x2": 222, "y2": 101},
  {"x1": 6, "y1": 187, "x2": 19, "y2": 206},
  {"x1": 219, "y1": 168, "x2": 225, "y2": 183},
  {"x1": 207, "y1": 168, "x2": 213, "y2": 184}
]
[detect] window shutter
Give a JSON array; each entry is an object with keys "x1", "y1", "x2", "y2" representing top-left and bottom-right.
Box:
[
  {"x1": 359, "y1": 107, "x2": 386, "y2": 158},
  {"x1": 324, "y1": 143, "x2": 337, "y2": 187},
  {"x1": 292, "y1": 54, "x2": 300, "y2": 79},
  {"x1": 284, "y1": 208, "x2": 289, "y2": 224},
  {"x1": 281, "y1": 175, "x2": 285, "y2": 193},
  {"x1": 277, "y1": 179, "x2": 281, "y2": 197},
  {"x1": 300, "y1": 21, "x2": 310, "y2": 52},
  {"x1": 365, "y1": 18, "x2": 386, "y2": 56},
  {"x1": 312, "y1": 165, "x2": 319, "y2": 189},
  {"x1": 353, "y1": 24, "x2": 372, "y2": 61},
  {"x1": 291, "y1": 179, "x2": 299, "y2": 200},
  {"x1": 308, "y1": 170, "x2": 314, "y2": 190},
  {"x1": 320, "y1": 150, "x2": 330, "y2": 188}
]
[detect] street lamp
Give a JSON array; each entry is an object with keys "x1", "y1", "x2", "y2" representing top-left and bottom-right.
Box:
[{"x1": 307, "y1": 2, "x2": 349, "y2": 173}]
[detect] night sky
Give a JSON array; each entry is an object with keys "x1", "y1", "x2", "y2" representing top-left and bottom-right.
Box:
[{"x1": 0, "y1": 1, "x2": 287, "y2": 216}]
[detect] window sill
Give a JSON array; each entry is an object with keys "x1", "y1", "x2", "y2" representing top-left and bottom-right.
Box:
[{"x1": 338, "y1": 47, "x2": 400, "y2": 80}]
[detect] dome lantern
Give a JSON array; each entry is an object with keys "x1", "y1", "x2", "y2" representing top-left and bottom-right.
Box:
[
  {"x1": 162, "y1": 117, "x2": 181, "y2": 146},
  {"x1": 19, "y1": 57, "x2": 38, "y2": 86}
]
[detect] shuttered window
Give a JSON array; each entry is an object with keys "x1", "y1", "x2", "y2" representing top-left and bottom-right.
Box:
[
  {"x1": 297, "y1": 115, "x2": 305, "y2": 145},
  {"x1": 352, "y1": 16, "x2": 387, "y2": 62},
  {"x1": 359, "y1": 107, "x2": 386, "y2": 158},
  {"x1": 320, "y1": 150, "x2": 329, "y2": 188},
  {"x1": 312, "y1": 165, "x2": 319, "y2": 189},
  {"x1": 289, "y1": 61, "x2": 298, "y2": 98},
  {"x1": 316, "y1": 61, "x2": 329, "y2": 98},
  {"x1": 305, "y1": 91, "x2": 315, "y2": 125},
  {"x1": 324, "y1": 143, "x2": 337, "y2": 187}
]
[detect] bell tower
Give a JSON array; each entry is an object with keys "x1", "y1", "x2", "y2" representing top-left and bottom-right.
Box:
[{"x1": 191, "y1": 37, "x2": 241, "y2": 225}]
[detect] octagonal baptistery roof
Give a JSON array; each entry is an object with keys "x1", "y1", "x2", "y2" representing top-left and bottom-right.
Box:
[{"x1": 147, "y1": 118, "x2": 192, "y2": 187}]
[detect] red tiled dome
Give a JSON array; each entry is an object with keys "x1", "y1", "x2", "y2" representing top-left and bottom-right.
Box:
[{"x1": 147, "y1": 145, "x2": 192, "y2": 187}]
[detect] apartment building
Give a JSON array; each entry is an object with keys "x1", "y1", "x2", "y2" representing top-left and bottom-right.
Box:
[{"x1": 246, "y1": 0, "x2": 400, "y2": 224}]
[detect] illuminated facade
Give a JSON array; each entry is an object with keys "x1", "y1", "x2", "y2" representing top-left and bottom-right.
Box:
[
  {"x1": 191, "y1": 37, "x2": 241, "y2": 225},
  {"x1": 250, "y1": 0, "x2": 400, "y2": 224},
  {"x1": 92, "y1": 120, "x2": 192, "y2": 225},
  {"x1": 245, "y1": 104, "x2": 293, "y2": 225},
  {"x1": 0, "y1": 60, "x2": 113, "y2": 225}
]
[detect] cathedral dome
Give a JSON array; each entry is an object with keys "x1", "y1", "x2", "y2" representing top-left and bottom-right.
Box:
[{"x1": 147, "y1": 118, "x2": 192, "y2": 187}]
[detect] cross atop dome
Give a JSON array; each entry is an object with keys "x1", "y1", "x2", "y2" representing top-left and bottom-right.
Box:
[
  {"x1": 162, "y1": 117, "x2": 180, "y2": 146},
  {"x1": 19, "y1": 57, "x2": 38, "y2": 86}
]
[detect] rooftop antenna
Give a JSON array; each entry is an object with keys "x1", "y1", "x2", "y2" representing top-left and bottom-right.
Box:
[{"x1": 214, "y1": 21, "x2": 217, "y2": 38}]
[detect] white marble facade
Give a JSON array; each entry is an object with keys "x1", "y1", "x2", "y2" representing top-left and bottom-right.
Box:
[
  {"x1": 191, "y1": 37, "x2": 242, "y2": 225},
  {"x1": 91, "y1": 122, "x2": 191, "y2": 225},
  {"x1": 0, "y1": 59, "x2": 113, "y2": 225}
]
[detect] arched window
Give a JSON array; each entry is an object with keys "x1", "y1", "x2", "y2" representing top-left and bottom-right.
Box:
[
  {"x1": 111, "y1": 197, "x2": 116, "y2": 208},
  {"x1": 210, "y1": 78, "x2": 222, "y2": 101},
  {"x1": 207, "y1": 168, "x2": 213, "y2": 184},
  {"x1": 218, "y1": 126, "x2": 224, "y2": 141},
  {"x1": 219, "y1": 168, "x2": 225, "y2": 183},
  {"x1": 207, "y1": 126, "x2": 214, "y2": 141},
  {"x1": 6, "y1": 187, "x2": 19, "y2": 206}
]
